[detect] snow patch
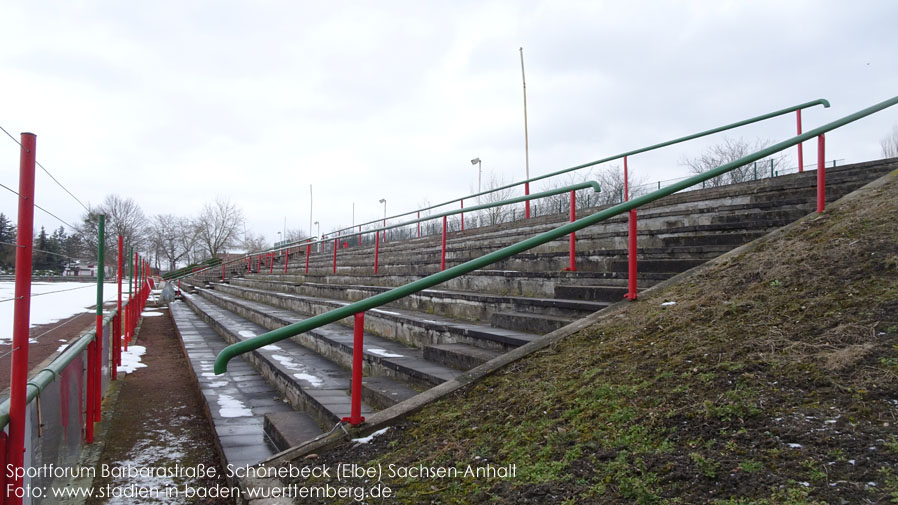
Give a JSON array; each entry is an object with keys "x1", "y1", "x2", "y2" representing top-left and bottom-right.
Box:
[
  {"x1": 118, "y1": 345, "x2": 147, "y2": 374},
  {"x1": 368, "y1": 348, "x2": 404, "y2": 358},
  {"x1": 293, "y1": 373, "x2": 324, "y2": 387},
  {"x1": 787, "y1": 443, "x2": 803, "y2": 449},
  {"x1": 661, "y1": 301, "x2": 677, "y2": 306},
  {"x1": 141, "y1": 311, "x2": 164, "y2": 317},
  {"x1": 352, "y1": 427, "x2": 390, "y2": 444},
  {"x1": 238, "y1": 330, "x2": 257, "y2": 338},
  {"x1": 217, "y1": 394, "x2": 252, "y2": 417}
]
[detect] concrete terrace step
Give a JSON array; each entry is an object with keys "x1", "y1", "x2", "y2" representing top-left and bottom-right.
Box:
[
  {"x1": 229, "y1": 278, "x2": 608, "y2": 322},
  {"x1": 194, "y1": 287, "x2": 461, "y2": 389},
  {"x1": 208, "y1": 282, "x2": 541, "y2": 351},
  {"x1": 169, "y1": 300, "x2": 308, "y2": 467},
  {"x1": 180, "y1": 291, "x2": 377, "y2": 427},
  {"x1": 490, "y1": 311, "x2": 574, "y2": 334},
  {"x1": 423, "y1": 343, "x2": 504, "y2": 371}
]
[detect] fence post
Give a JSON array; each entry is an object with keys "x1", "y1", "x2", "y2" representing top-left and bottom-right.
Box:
[
  {"x1": 441, "y1": 216, "x2": 447, "y2": 271},
  {"x1": 94, "y1": 215, "x2": 105, "y2": 422},
  {"x1": 417, "y1": 212, "x2": 420, "y2": 237},
  {"x1": 332, "y1": 238, "x2": 338, "y2": 273},
  {"x1": 7, "y1": 132, "x2": 36, "y2": 503},
  {"x1": 343, "y1": 312, "x2": 366, "y2": 426},
  {"x1": 796, "y1": 109, "x2": 804, "y2": 173},
  {"x1": 817, "y1": 134, "x2": 826, "y2": 212},
  {"x1": 623, "y1": 156, "x2": 638, "y2": 300},
  {"x1": 374, "y1": 231, "x2": 380, "y2": 274},
  {"x1": 565, "y1": 190, "x2": 577, "y2": 271},
  {"x1": 626, "y1": 210, "x2": 638, "y2": 300},
  {"x1": 284, "y1": 248, "x2": 289, "y2": 273}
]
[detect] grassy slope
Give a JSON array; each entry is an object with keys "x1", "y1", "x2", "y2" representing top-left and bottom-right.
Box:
[{"x1": 292, "y1": 173, "x2": 898, "y2": 504}]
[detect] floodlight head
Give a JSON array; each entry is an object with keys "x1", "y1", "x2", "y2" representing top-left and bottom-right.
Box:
[
  {"x1": 471, "y1": 158, "x2": 480, "y2": 165},
  {"x1": 379, "y1": 198, "x2": 386, "y2": 204}
]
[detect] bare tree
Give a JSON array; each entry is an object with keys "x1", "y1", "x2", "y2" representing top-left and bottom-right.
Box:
[
  {"x1": 151, "y1": 214, "x2": 189, "y2": 271},
  {"x1": 681, "y1": 137, "x2": 789, "y2": 187},
  {"x1": 242, "y1": 232, "x2": 267, "y2": 253},
  {"x1": 77, "y1": 194, "x2": 147, "y2": 270},
  {"x1": 881, "y1": 124, "x2": 898, "y2": 159},
  {"x1": 595, "y1": 165, "x2": 649, "y2": 206},
  {"x1": 196, "y1": 196, "x2": 244, "y2": 258},
  {"x1": 477, "y1": 173, "x2": 515, "y2": 226}
]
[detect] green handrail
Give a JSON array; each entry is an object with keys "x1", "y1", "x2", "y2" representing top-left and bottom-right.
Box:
[
  {"x1": 327, "y1": 98, "x2": 831, "y2": 238},
  {"x1": 172, "y1": 182, "x2": 600, "y2": 283},
  {"x1": 214, "y1": 94, "x2": 897, "y2": 375}
]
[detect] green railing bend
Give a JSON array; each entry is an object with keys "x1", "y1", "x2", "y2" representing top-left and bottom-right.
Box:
[{"x1": 213, "y1": 94, "x2": 898, "y2": 375}]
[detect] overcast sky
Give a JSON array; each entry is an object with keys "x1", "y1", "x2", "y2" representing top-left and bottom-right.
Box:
[{"x1": 1, "y1": 1, "x2": 896, "y2": 249}]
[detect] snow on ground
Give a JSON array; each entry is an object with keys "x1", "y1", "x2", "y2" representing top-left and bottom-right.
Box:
[
  {"x1": 118, "y1": 345, "x2": 147, "y2": 375},
  {"x1": 0, "y1": 281, "x2": 124, "y2": 345},
  {"x1": 217, "y1": 394, "x2": 252, "y2": 417}
]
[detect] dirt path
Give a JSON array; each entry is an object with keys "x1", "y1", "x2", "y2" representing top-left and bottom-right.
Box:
[{"x1": 85, "y1": 306, "x2": 232, "y2": 504}]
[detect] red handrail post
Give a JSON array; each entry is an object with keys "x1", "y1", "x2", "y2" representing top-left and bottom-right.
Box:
[
  {"x1": 343, "y1": 312, "x2": 366, "y2": 426},
  {"x1": 269, "y1": 252, "x2": 274, "y2": 274},
  {"x1": 626, "y1": 210, "x2": 638, "y2": 300},
  {"x1": 623, "y1": 156, "x2": 637, "y2": 300},
  {"x1": 441, "y1": 216, "x2": 447, "y2": 271},
  {"x1": 358, "y1": 226, "x2": 362, "y2": 246},
  {"x1": 7, "y1": 132, "x2": 36, "y2": 502},
  {"x1": 565, "y1": 189, "x2": 577, "y2": 271},
  {"x1": 524, "y1": 182, "x2": 531, "y2": 219},
  {"x1": 817, "y1": 133, "x2": 826, "y2": 212},
  {"x1": 332, "y1": 238, "x2": 338, "y2": 273},
  {"x1": 284, "y1": 248, "x2": 289, "y2": 273},
  {"x1": 461, "y1": 199, "x2": 464, "y2": 231},
  {"x1": 796, "y1": 109, "x2": 804, "y2": 173},
  {"x1": 374, "y1": 231, "x2": 380, "y2": 274}
]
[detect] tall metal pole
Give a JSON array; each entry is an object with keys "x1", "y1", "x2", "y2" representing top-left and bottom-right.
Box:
[
  {"x1": 520, "y1": 47, "x2": 531, "y2": 219},
  {"x1": 94, "y1": 215, "x2": 105, "y2": 422},
  {"x1": 7, "y1": 132, "x2": 36, "y2": 505}
]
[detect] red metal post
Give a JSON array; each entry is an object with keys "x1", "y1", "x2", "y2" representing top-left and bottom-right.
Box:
[
  {"x1": 524, "y1": 182, "x2": 531, "y2": 219},
  {"x1": 796, "y1": 109, "x2": 804, "y2": 173},
  {"x1": 94, "y1": 215, "x2": 105, "y2": 424},
  {"x1": 358, "y1": 226, "x2": 362, "y2": 246},
  {"x1": 441, "y1": 216, "x2": 447, "y2": 271},
  {"x1": 624, "y1": 156, "x2": 637, "y2": 300},
  {"x1": 269, "y1": 252, "x2": 274, "y2": 273},
  {"x1": 461, "y1": 199, "x2": 464, "y2": 231},
  {"x1": 817, "y1": 133, "x2": 826, "y2": 212},
  {"x1": 626, "y1": 210, "x2": 638, "y2": 300},
  {"x1": 332, "y1": 238, "x2": 338, "y2": 273},
  {"x1": 565, "y1": 190, "x2": 577, "y2": 271},
  {"x1": 7, "y1": 133, "x2": 36, "y2": 502},
  {"x1": 343, "y1": 312, "x2": 366, "y2": 426},
  {"x1": 374, "y1": 231, "x2": 380, "y2": 274},
  {"x1": 284, "y1": 248, "x2": 289, "y2": 273}
]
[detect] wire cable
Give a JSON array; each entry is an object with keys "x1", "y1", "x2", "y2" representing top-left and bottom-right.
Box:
[{"x1": 0, "y1": 283, "x2": 95, "y2": 303}]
